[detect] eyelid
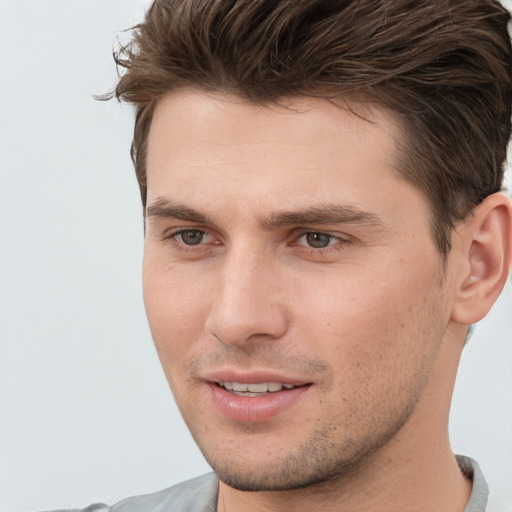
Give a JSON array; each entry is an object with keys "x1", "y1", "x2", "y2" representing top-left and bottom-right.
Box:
[
  {"x1": 167, "y1": 227, "x2": 213, "y2": 241},
  {"x1": 294, "y1": 228, "x2": 351, "y2": 242},
  {"x1": 290, "y1": 229, "x2": 354, "y2": 258},
  {"x1": 296, "y1": 232, "x2": 343, "y2": 245},
  {"x1": 161, "y1": 226, "x2": 353, "y2": 257},
  {"x1": 163, "y1": 227, "x2": 226, "y2": 255}
]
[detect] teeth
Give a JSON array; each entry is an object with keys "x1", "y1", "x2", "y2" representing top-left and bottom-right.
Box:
[
  {"x1": 247, "y1": 383, "x2": 268, "y2": 392},
  {"x1": 217, "y1": 381, "x2": 297, "y2": 394},
  {"x1": 232, "y1": 382, "x2": 248, "y2": 392}
]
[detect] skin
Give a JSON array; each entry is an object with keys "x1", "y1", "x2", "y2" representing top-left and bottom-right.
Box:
[{"x1": 142, "y1": 90, "x2": 510, "y2": 512}]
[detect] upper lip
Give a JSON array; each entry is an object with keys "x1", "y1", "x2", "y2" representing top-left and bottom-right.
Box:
[{"x1": 201, "y1": 369, "x2": 311, "y2": 386}]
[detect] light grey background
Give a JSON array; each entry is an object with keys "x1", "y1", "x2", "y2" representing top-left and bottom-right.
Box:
[{"x1": 0, "y1": 1, "x2": 511, "y2": 511}]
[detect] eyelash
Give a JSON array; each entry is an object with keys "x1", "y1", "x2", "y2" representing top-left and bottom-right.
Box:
[
  {"x1": 165, "y1": 229, "x2": 218, "y2": 253},
  {"x1": 295, "y1": 232, "x2": 346, "y2": 249},
  {"x1": 165, "y1": 228, "x2": 352, "y2": 256}
]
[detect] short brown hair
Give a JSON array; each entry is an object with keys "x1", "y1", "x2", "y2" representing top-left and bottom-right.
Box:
[{"x1": 112, "y1": 0, "x2": 512, "y2": 255}]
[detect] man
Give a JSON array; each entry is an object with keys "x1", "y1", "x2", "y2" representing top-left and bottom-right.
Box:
[{"x1": 70, "y1": 0, "x2": 512, "y2": 510}]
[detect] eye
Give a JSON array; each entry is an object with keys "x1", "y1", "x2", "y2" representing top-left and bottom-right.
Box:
[
  {"x1": 298, "y1": 232, "x2": 340, "y2": 249},
  {"x1": 163, "y1": 227, "x2": 221, "y2": 258},
  {"x1": 175, "y1": 229, "x2": 207, "y2": 246}
]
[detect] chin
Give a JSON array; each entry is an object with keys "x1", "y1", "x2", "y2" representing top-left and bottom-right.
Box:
[
  {"x1": 211, "y1": 455, "x2": 362, "y2": 492},
  {"x1": 198, "y1": 427, "x2": 394, "y2": 492}
]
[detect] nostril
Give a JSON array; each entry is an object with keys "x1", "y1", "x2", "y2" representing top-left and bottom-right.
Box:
[{"x1": 205, "y1": 303, "x2": 288, "y2": 348}]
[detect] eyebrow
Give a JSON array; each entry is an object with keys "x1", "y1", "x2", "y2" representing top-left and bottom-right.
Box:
[
  {"x1": 146, "y1": 198, "x2": 385, "y2": 230},
  {"x1": 260, "y1": 204, "x2": 385, "y2": 230},
  {"x1": 146, "y1": 198, "x2": 212, "y2": 224}
]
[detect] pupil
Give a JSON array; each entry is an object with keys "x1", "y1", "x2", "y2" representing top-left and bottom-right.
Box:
[
  {"x1": 181, "y1": 230, "x2": 204, "y2": 245},
  {"x1": 306, "y1": 232, "x2": 330, "y2": 248}
]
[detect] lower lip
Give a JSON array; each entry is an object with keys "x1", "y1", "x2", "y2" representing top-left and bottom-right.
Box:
[{"x1": 207, "y1": 383, "x2": 310, "y2": 422}]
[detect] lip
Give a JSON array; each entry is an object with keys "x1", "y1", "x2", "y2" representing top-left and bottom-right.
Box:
[{"x1": 203, "y1": 369, "x2": 312, "y2": 422}]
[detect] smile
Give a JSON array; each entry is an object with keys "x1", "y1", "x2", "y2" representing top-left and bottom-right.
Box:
[
  {"x1": 209, "y1": 380, "x2": 311, "y2": 421},
  {"x1": 216, "y1": 381, "x2": 298, "y2": 396}
]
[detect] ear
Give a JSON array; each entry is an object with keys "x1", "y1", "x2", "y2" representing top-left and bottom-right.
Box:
[{"x1": 451, "y1": 192, "x2": 512, "y2": 325}]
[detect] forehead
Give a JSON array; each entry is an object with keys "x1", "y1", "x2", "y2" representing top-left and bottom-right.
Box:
[
  {"x1": 148, "y1": 90, "x2": 401, "y2": 150},
  {"x1": 146, "y1": 90, "x2": 405, "y2": 204}
]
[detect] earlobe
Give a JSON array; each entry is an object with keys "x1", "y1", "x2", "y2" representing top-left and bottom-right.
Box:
[{"x1": 451, "y1": 192, "x2": 512, "y2": 325}]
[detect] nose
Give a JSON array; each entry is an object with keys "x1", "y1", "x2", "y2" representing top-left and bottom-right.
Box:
[{"x1": 204, "y1": 247, "x2": 288, "y2": 347}]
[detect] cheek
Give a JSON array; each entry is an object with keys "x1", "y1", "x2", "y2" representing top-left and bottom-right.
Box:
[
  {"x1": 297, "y1": 279, "x2": 445, "y2": 434},
  {"x1": 142, "y1": 258, "x2": 213, "y2": 367},
  {"x1": 292, "y1": 261, "x2": 446, "y2": 375}
]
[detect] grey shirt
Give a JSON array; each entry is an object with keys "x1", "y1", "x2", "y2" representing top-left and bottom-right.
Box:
[{"x1": 48, "y1": 456, "x2": 505, "y2": 512}]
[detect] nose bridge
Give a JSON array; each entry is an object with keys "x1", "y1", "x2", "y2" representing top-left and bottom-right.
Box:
[{"x1": 205, "y1": 241, "x2": 287, "y2": 346}]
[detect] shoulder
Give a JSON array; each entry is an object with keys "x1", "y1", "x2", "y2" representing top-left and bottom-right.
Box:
[
  {"x1": 456, "y1": 455, "x2": 511, "y2": 512},
  {"x1": 111, "y1": 473, "x2": 218, "y2": 512},
  {"x1": 50, "y1": 473, "x2": 218, "y2": 512}
]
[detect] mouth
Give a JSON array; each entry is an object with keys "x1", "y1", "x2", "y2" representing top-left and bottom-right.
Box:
[
  {"x1": 216, "y1": 381, "x2": 305, "y2": 397},
  {"x1": 208, "y1": 377, "x2": 312, "y2": 421}
]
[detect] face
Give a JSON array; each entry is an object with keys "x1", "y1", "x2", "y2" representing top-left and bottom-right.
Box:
[{"x1": 143, "y1": 90, "x2": 454, "y2": 491}]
